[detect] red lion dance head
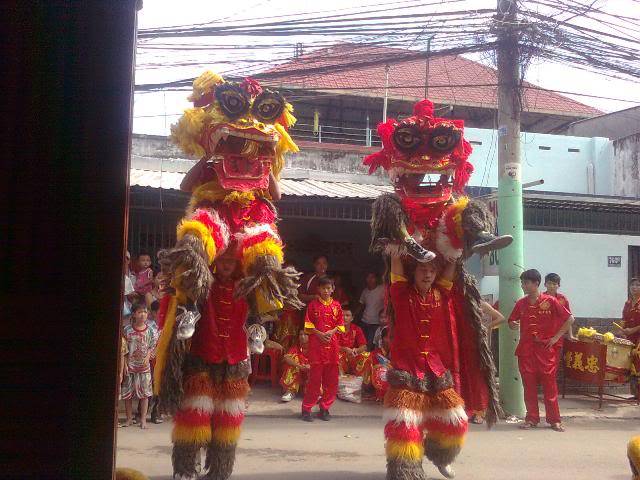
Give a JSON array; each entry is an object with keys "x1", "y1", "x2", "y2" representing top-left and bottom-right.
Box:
[{"x1": 363, "y1": 99, "x2": 473, "y2": 205}]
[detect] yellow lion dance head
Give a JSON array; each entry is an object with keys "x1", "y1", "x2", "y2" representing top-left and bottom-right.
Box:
[{"x1": 171, "y1": 71, "x2": 298, "y2": 192}]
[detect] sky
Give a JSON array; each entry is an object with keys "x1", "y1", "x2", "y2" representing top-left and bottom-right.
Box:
[{"x1": 133, "y1": 0, "x2": 640, "y2": 135}]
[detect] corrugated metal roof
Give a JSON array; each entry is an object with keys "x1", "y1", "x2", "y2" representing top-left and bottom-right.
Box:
[{"x1": 129, "y1": 168, "x2": 393, "y2": 199}]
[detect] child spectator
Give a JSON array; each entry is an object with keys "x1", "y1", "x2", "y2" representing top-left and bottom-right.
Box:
[
  {"x1": 358, "y1": 271, "x2": 385, "y2": 350},
  {"x1": 508, "y1": 269, "x2": 575, "y2": 432},
  {"x1": 121, "y1": 303, "x2": 159, "y2": 429},
  {"x1": 134, "y1": 252, "x2": 155, "y2": 307},
  {"x1": 368, "y1": 326, "x2": 390, "y2": 401},
  {"x1": 302, "y1": 276, "x2": 345, "y2": 422},
  {"x1": 338, "y1": 307, "x2": 369, "y2": 377},
  {"x1": 273, "y1": 307, "x2": 303, "y2": 352},
  {"x1": 544, "y1": 273, "x2": 576, "y2": 339},
  {"x1": 373, "y1": 311, "x2": 389, "y2": 351},
  {"x1": 280, "y1": 330, "x2": 310, "y2": 402}
]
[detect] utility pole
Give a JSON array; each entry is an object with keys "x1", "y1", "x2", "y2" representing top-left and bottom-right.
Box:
[
  {"x1": 424, "y1": 36, "x2": 432, "y2": 99},
  {"x1": 496, "y1": 0, "x2": 525, "y2": 418}
]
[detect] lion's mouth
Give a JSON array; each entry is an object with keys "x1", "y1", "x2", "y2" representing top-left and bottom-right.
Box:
[
  {"x1": 206, "y1": 125, "x2": 278, "y2": 190},
  {"x1": 392, "y1": 170, "x2": 454, "y2": 203}
]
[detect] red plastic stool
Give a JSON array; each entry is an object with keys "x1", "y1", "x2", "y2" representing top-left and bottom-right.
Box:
[{"x1": 249, "y1": 348, "x2": 282, "y2": 388}]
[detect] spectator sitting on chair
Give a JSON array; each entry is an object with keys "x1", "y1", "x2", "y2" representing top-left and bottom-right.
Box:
[
  {"x1": 280, "y1": 330, "x2": 310, "y2": 402},
  {"x1": 338, "y1": 307, "x2": 369, "y2": 378}
]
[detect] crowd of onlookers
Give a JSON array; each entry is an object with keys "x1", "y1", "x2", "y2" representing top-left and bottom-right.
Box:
[
  {"x1": 118, "y1": 251, "x2": 168, "y2": 429},
  {"x1": 117, "y1": 250, "x2": 393, "y2": 428}
]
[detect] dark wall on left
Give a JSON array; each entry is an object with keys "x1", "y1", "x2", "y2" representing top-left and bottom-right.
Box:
[{"x1": 1, "y1": 2, "x2": 138, "y2": 478}]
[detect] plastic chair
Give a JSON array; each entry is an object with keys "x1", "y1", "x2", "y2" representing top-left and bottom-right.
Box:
[{"x1": 249, "y1": 348, "x2": 282, "y2": 388}]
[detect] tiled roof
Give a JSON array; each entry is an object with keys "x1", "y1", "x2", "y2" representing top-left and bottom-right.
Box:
[
  {"x1": 261, "y1": 43, "x2": 602, "y2": 117},
  {"x1": 130, "y1": 168, "x2": 393, "y2": 199}
]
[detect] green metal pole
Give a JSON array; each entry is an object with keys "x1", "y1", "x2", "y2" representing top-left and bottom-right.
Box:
[{"x1": 496, "y1": 0, "x2": 525, "y2": 418}]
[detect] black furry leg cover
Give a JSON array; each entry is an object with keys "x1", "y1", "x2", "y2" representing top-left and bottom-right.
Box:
[
  {"x1": 172, "y1": 443, "x2": 201, "y2": 478},
  {"x1": 457, "y1": 266, "x2": 502, "y2": 427},
  {"x1": 461, "y1": 199, "x2": 494, "y2": 249},
  {"x1": 386, "y1": 458, "x2": 426, "y2": 480},
  {"x1": 370, "y1": 193, "x2": 409, "y2": 254},
  {"x1": 158, "y1": 233, "x2": 213, "y2": 307},
  {"x1": 158, "y1": 341, "x2": 197, "y2": 416},
  {"x1": 235, "y1": 254, "x2": 304, "y2": 312},
  {"x1": 204, "y1": 442, "x2": 237, "y2": 480}
]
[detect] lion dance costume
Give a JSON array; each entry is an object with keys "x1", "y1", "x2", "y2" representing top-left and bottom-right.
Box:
[
  {"x1": 364, "y1": 99, "x2": 509, "y2": 479},
  {"x1": 154, "y1": 71, "x2": 303, "y2": 480}
]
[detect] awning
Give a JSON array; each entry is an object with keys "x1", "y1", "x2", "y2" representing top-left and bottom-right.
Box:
[{"x1": 129, "y1": 168, "x2": 393, "y2": 200}]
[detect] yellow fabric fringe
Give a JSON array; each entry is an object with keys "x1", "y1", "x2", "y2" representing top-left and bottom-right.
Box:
[
  {"x1": 223, "y1": 190, "x2": 256, "y2": 206},
  {"x1": 273, "y1": 123, "x2": 299, "y2": 179},
  {"x1": 425, "y1": 431, "x2": 466, "y2": 449},
  {"x1": 172, "y1": 424, "x2": 212, "y2": 445},
  {"x1": 177, "y1": 219, "x2": 216, "y2": 264},
  {"x1": 241, "y1": 238, "x2": 283, "y2": 274},
  {"x1": 115, "y1": 468, "x2": 149, "y2": 480},
  {"x1": 386, "y1": 440, "x2": 424, "y2": 461},
  {"x1": 188, "y1": 71, "x2": 224, "y2": 102},
  {"x1": 188, "y1": 181, "x2": 228, "y2": 210},
  {"x1": 450, "y1": 196, "x2": 469, "y2": 241},
  {"x1": 628, "y1": 435, "x2": 640, "y2": 479},
  {"x1": 211, "y1": 426, "x2": 242, "y2": 446},
  {"x1": 153, "y1": 296, "x2": 178, "y2": 395}
]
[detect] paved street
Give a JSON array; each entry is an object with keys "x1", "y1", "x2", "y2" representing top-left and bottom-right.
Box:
[{"x1": 116, "y1": 387, "x2": 640, "y2": 480}]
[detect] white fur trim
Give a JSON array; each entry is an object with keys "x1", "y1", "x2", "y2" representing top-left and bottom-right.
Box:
[
  {"x1": 423, "y1": 406, "x2": 468, "y2": 425},
  {"x1": 213, "y1": 398, "x2": 246, "y2": 416},
  {"x1": 234, "y1": 223, "x2": 280, "y2": 243},
  {"x1": 382, "y1": 408, "x2": 424, "y2": 427},
  {"x1": 181, "y1": 395, "x2": 215, "y2": 414},
  {"x1": 435, "y1": 217, "x2": 462, "y2": 262}
]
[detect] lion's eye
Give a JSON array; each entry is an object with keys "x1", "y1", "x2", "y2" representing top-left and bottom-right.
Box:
[
  {"x1": 252, "y1": 91, "x2": 285, "y2": 123},
  {"x1": 428, "y1": 126, "x2": 460, "y2": 153},
  {"x1": 393, "y1": 125, "x2": 422, "y2": 151},
  {"x1": 214, "y1": 84, "x2": 250, "y2": 119}
]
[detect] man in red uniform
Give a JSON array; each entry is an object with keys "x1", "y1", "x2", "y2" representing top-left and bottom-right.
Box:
[
  {"x1": 544, "y1": 272, "x2": 575, "y2": 340},
  {"x1": 170, "y1": 251, "x2": 250, "y2": 480},
  {"x1": 338, "y1": 307, "x2": 370, "y2": 377},
  {"x1": 622, "y1": 277, "x2": 640, "y2": 397},
  {"x1": 508, "y1": 269, "x2": 574, "y2": 432},
  {"x1": 302, "y1": 276, "x2": 345, "y2": 421},
  {"x1": 383, "y1": 252, "x2": 464, "y2": 480}
]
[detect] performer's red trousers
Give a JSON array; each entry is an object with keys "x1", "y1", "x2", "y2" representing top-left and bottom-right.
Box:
[
  {"x1": 302, "y1": 362, "x2": 339, "y2": 412},
  {"x1": 518, "y1": 348, "x2": 561, "y2": 425}
]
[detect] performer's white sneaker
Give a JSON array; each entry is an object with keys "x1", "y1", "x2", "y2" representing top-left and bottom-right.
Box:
[
  {"x1": 437, "y1": 464, "x2": 456, "y2": 479},
  {"x1": 281, "y1": 392, "x2": 295, "y2": 402}
]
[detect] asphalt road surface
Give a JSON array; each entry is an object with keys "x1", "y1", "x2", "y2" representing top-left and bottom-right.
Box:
[{"x1": 116, "y1": 415, "x2": 638, "y2": 480}]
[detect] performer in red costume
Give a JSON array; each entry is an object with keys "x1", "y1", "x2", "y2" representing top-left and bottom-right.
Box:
[
  {"x1": 508, "y1": 269, "x2": 574, "y2": 433},
  {"x1": 170, "y1": 250, "x2": 250, "y2": 480},
  {"x1": 338, "y1": 307, "x2": 370, "y2": 377},
  {"x1": 369, "y1": 326, "x2": 391, "y2": 401},
  {"x1": 280, "y1": 330, "x2": 310, "y2": 402},
  {"x1": 622, "y1": 277, "x2": 640, "y2": 397},
  {"x1": 383, "y1": 251, "x2": 466, "y2": 480},
  {"x1": 302, "y1": 276, "x2": 345, "y2": 421}
]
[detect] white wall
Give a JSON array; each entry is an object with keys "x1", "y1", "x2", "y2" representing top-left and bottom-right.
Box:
[{"x1": 478, "y1": 230, "x2": 640, "y2": 319}]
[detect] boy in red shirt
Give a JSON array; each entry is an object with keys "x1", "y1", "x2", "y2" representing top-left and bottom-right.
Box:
[
  {"x1": 509, "y1": 269, "x2": 574, "y2": 432},
  {"x1": 338, "y1": 307, "x2": 370, "y2": 377},
  {"x1": 302, "y1": 276, "x2": 345, "y2": 422},
  {"x1": 280, "y1": 330, "x2": 311, "y2": 402},
  {"x1": 544, "y1": 272, "x2": 575, "y2": 340}
]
